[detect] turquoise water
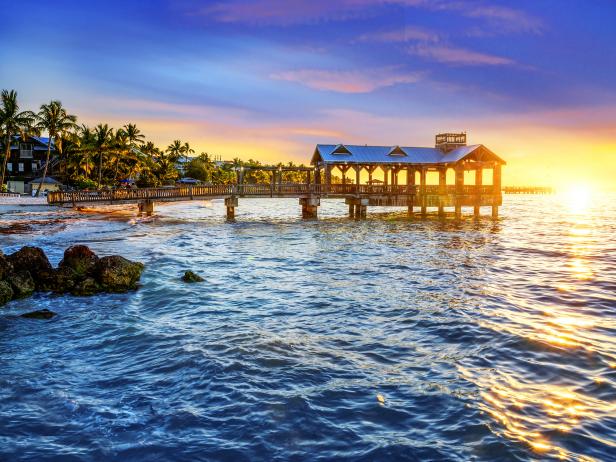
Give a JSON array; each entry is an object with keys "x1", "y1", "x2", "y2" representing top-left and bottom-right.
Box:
[{"x1": 1, "y1": 195, "x2": 615, "y2": 461}]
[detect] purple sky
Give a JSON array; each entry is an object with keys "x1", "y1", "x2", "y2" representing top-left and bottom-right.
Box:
[{"x1": 1, "y1": 0, "x2": 615, "y2": 186}]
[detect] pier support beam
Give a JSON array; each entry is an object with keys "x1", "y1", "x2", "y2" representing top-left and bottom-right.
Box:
[
  {"x1": 225, "y1": 196, "x2": 238, "y2": 220},
  {"x1": 300, "y1": 196, "x2": 319, "y2": 219},
  {"x1": 345, "y1": 197, "x2": 368, "y2": 219},
  {"x1": 138, "y1": 199, "x2": 154, "y2": 217}
]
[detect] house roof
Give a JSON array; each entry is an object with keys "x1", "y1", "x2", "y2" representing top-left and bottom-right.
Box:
[
  {"x1": 8, "y1": 135, "x2": 56, "y2": 150},
  {"x1": 28, "y1": 177, "x2": 61, "y2": 184},
  {"x1": 312, "y1": 143, "x2": 505, "y2": 165}
]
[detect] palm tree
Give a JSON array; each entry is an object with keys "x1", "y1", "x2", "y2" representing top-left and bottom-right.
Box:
[
  {"x1": 34, "y1": 100, "x2": 78, "y2": 196},
  {"x1": 112, "y1": 129, "x2": 130, "y2": 182},
  {"x1": 166, "y1": 140, "x2": 184, "y2": 162},
  {"x1": 0, "y1": 90, "x2": 35, "y2": 188},
  {"x1": 182, "y1": 141, "x2": 195, "y2": 161},
  {"x1": 93, "y1": 123, "x2": 113, "y2": 188},
  {"x1": 123, "y1": 123, "x2": 145, "y2": 148}
]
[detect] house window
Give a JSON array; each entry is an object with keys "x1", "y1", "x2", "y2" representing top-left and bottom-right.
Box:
[
  {"x1": 7, "y1": 163, "x2": 12, "y2": 172},
  {"x1": 18, "y1": 163, "x2": 24, "y2": 172},
  {"x1": 19, "y1": 143, "x2": 33, "y2": 159}
]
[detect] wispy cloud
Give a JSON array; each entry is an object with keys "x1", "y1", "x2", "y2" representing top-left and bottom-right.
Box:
[
  {"x1": 194, "y1": 0, "x2": 542, "y2": 34},
  {"x1": 270, "y1": 68, "x2": 422, "y2": 93},
  {"x1": 410, "y1": 44, "x2": 514, "y2": 66},
  {"x1": 356, "y1": 25, "x2": 440, "y2": 44}
]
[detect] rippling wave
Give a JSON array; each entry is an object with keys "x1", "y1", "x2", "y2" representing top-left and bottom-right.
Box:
[{"x1": 1, "y1": 195, "x2": 615, "y2": 461}]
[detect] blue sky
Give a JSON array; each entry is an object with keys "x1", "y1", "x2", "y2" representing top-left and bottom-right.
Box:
[{"x1": 1, "y1": 0, "x2": 615, "y2": 186}]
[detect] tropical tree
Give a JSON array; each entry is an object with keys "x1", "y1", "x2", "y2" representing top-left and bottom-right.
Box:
[
  {"x1": 0, "y1": 90, "x2": 36, "y2": 188},
  {"x1": 182, "y1": 141, "x2": 195, "y2": 162},
  {"x1": 93, "y1": 123, "x2": 114, "y2": 188},
  {"x1": 166, "y1": 140, "x2": 184, "y2": 162},
  {"x1": 34, "y1": 100, "x2": 78, "y2": 196},
  {"x1": 123, "y1": 123, "x2": 145, "y2": 148},
  {"x1": 185, "y1": 152, "x2": 215, "y2": 182}
]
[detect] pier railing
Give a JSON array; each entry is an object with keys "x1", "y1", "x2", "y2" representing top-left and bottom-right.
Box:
[{"x1": 47, "y1": 183, "x2": 500, "y2": 206}]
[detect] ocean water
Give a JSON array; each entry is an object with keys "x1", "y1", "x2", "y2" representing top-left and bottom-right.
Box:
[{"x1": 0, "y1": 195, "x2": 615, "y2": 461}]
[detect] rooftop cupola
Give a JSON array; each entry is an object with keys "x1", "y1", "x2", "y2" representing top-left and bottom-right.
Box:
[{"x1": 435, "y1": 132, "x2": 466, "y2": 153}]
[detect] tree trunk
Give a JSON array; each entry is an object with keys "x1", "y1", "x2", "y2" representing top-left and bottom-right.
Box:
[
  {"x1": 0, "y1": 133, "x2": 12, "y2": 190},
  {"x1": 35, "y1": 137, "x2": 52, "y2": 197},
  {"x1": 97, "y1": 150, "x2": 103, "y2": 188}
]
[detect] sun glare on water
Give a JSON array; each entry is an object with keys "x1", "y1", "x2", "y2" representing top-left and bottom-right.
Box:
[{"x1": 560, "y1": 184, "x2": 594, "y2": 213}]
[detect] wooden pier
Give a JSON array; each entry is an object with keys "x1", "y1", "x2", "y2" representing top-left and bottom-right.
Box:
[
  {"x1": 502, "y1": 186, "x2": 553, "y2": 194},
  {"x1": 47, "y1": 133, "x2": 506, "y2": 220}
]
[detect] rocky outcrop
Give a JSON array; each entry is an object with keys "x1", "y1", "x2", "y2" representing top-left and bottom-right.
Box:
[
  {"x1": 7, "y1": 271, "x2": 35, "y2": 298},
  {"x1": 72, "y1": 277, "x2": 101, "y2": 296},
  {"x1": 0, "y1": 245, "x2": 145, "y2": 309},
  {"x1": 0, "y1": 281, "x2": 13, "y2": 305},
  {"x1": 182, "y1": 270, "x2": 204, "y2": 283},
  {"x1": 0, "y1": 253, "x2": 14, "y2": 281},
  {"x1": 95, "y1": 256, "x2": 144, "y2": 293},
  {"x1": 6, "y1": 246, "x2": 52, "y2": 275},
  {"x1": 59, "y1": 245, "x2": 98, "y2": 277}
]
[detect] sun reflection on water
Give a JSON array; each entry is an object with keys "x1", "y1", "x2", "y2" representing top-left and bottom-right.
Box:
[{"x1": 460, "y1": 364, "x2": 613, "y2": 461}]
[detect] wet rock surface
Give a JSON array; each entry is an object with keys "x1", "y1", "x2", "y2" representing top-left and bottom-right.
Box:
[
  {"x1": 0, "y1": 246, "x2": 145, "y2": 307},
  {"x1": 20, "y1": 309, "x2": 56, "y2": 320},
  {"x1": 7, "y1": 271, "x2": 35, "y2": 298},
  {"x1": 96, "y1": 256, "x2": 144, "y2": 293},
  {"x1": 182, "y1": 270, "x2": 205, "y2": 283}
]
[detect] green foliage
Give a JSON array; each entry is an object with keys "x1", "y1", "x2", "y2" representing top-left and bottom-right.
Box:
[{"x1": 72, "y1": 175, "x2": 97, "y2": 190}]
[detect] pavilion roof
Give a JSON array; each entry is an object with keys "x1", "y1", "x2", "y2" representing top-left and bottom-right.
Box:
[{"x1": 312, "y1": 144, "x2": 505, "y2": 166}]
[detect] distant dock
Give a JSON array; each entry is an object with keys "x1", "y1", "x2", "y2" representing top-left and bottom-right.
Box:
[{"x1": 502, "y1": 186, "x2": 554, "y2": 194}]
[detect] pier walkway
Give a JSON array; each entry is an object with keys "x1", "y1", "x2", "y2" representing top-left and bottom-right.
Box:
[{"x1": 47, "y1": 183, "x2": 501, "y2": 219}]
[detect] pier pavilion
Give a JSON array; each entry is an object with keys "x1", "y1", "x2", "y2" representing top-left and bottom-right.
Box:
[
  {"x1": 311, "y1": 133, "x2": 505, "y2": 218},
  {"x1": 47, "y1": 133, "x2": 505, "y2": 220}
]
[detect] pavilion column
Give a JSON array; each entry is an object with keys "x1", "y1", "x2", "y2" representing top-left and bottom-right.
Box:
[
  {"x1": 382, "y1": 167, "x2": 388, "y2": 187},
  {"x1": 407, "y1": 167, "x2": 415, "y2": 217},
  {"x1": 325, "y1": 165, "x2": 331, "y2": 194},
  {"x1": 367, "y1": 166, "x2": 376, "y2": 192},
  {"x1": 438, "y1": 167, "x2": 447, "y2": 217},
  {"x1": 355, "y1": 165, "x2": 361, "y2": 193},
  {"x1": 455, "y1": 167, "x2": 464, "y2": 219},
  {"x1": 492, "y1": 163, "x2": 501, "y2": 218},
  {"x1": 306, "y1": 170, "x2": 311, "y2": 187},
  {"x1": 420, "y1": 168, "x2": 427, "y2": 216},
  {"x1": 474, "y1": 167, "x2": 483, "y2": 217}
]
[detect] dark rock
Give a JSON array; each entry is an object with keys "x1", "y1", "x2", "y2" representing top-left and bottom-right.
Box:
[
  {"x1": 7, "y1": 247, "x2": 53, "y2": 290},
  {"x1": 95, "y1": 256, "x2": 144, "y2": 293},
  {"x1": 36, "y1": 268, "x2": 59, "y2": 292},
  {"x1": 0, "y1": 253, "x2": 14, "y2": 281},
  {"x1": 71, "y1": 277, "x2": 101, "y2": 296},
  {"x1": 59, "y1": 245, "x2": 98, "y2": 277},
  {"x1": 0, "y1": 281, "x2": 13, "y2": 306},
  {"x1": 53, "y1": 266, "x2": 78, "y2": 293},
  {"x1": 20, "y1": 309, "x2": 56, "y2": 319},
  {"x1": 8, "y1": 270, "x2": 35, "y2": 298},
  {"x1": 182, "y1": 270, "x2": 204, "y2": 283}
]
